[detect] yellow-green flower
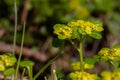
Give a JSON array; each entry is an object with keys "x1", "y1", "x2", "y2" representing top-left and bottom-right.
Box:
[
  {"x1": 69, "y1": 0, "x2": 80, "y2": 10},
  {"x1": 54, "y1": 24, "x2": 73, "y2": 39},
  {"x1": 68, "y1": 20, "x2": 103, "y2": 35},
  {"x1": 71, "y1": 62, "x2": 94, "y2": 70},
  {"x1": 101, "y1": 71, "x2": 112, "y2": 80},
  {"x1": 98, "y1": 47, "x2": 120, "y2": 61},
  {"x1": 75, "y1": 7, "x2": 90, "y2": 19},
  {"x1": 0, "y1": 60, "x2": 5, "y2": 71},
  {"x1": 54, "y1": 20, "x2": 103, "y2": 39},
  {"x1": 98, "y1": 48, "x2": 110, "y2": 60},
  {"x1": 0, "y1": 54, "x2": 17, "y2": 67},
  {"x1": 101, "y1": 71, "x2": 120, "y2": 80},
  {"x1": 69, "y1": 71, "x2": 99, "y2": 80},
  {"x1": 111, "y1": 48, "x2": 120, "y2": 56},
  {"x1": 112, "y1": 72, "x2": 120, "y2": 80},
  {"x1": 98, "y1": 48, "x2": 110, "y2": 57}
]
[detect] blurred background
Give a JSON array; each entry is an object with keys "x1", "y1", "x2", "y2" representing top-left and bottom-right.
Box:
[{"x1": 0, "y1": 0, "x2": 120, "y2": 79}]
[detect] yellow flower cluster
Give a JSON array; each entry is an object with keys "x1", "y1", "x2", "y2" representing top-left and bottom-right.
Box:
[
  {"x1": 69, "y1": 71, "x2": 99, "y2": 80},
  {"x1": 54, "y1": 24, "x2": 73, "y2": 39},
  {"x1": 53, "y1": 20, "x2": 103, "y2": 39},
  {"x1": 0, "y1": 60, "x2": 5, "y2": 71},
  {"x1": 0, "y1": 54, "x2": 17, "y2": 71},
  {"x1": 98, "y1": 47, "x2": 120, "y2": 61},
  {"x1": 68, "y1": 20, "x2": 103, "y2": 35},
  {"x1": 101, "y1": 71, "x2": 120, "y2": 80},
  {"x1": 71, "y1": 61, "x2": 94, "y2": 70}
]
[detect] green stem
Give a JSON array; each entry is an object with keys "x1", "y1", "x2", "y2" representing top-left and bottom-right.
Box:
[
  {"x1": 69, "y1": 40, "x2": 84, "y2": 71},
  {"x1": 111, "y1": 61, "x2": 118, "y2": 70},
  {"x1": 21, "y1": 68, "x2": 25, "y2": 80},
  {"x1": 78, "y1": 42, "x2": 84, "y2": 71},
  {"x1": 4, "y1": 76, "x2": 7, "y2": 80},
  {"x1": 69, "y1": 40, "x2": 79, "y2": 50},
  {"x1": 52, "y1": 69, "x2": 57, "y2": 80},
  {"x1": 28, "y1": 66, "x2": 33, "y2": 80},
  {"x1": 15, "y1": 22, "x2": 26, "y2": 80},
  {"x1": 13, "y1": 0, "x2": 17, "y2": 55},
  {"x1": 44, "y1": 76, "x2": 48, "y2": 80},
  {"x1": 33, "y1": 54, "x2": 61, "y2": 80}
]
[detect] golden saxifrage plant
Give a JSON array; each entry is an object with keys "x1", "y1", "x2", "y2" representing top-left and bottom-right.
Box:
[
  {"x1": 54, "y1": 19, "x2": 120, "y2": 80},
  {"x1": 53, "y1": 19, "x2": 103, "y2": 80}
]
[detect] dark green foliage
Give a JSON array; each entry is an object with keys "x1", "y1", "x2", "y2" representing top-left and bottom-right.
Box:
[{"x1": 52, "y1": 38, "x2": 64, "y2": 47}]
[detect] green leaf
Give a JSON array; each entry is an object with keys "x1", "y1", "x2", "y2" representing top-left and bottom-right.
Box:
[
  {"x1": 113, "y1": 44, "x2": 120, "y2": 48},
  {"x1": 93, "y1": 55, "x2": 100, "y2": 62},
  {"x1": 53, "y1": 24, "x2": 63, "y2": 30},
  {"x1": 94, "y1": 0, "x2": 116, "y2": 12},
  {"x1": 52, "y1": 38, "x2": 64, "y2": 47},
  {"x1": 84, "y1": 58, "x2": 95, "y2": 64},
  {"x1": 20, "y1": 60, "x2": 34, "y2": 68},
  {"x1": 90, "y1": 32, "x2": 102, "y2": 39},
  {"x1": 3, "y1": 68, "x2": 15, "y2": 76},
  {"x1": 92, "y1": 20, "x2": 103, "y2": 27},
  {"x1": 71, "y1": 30, "x2": 79, "y2": 39}
]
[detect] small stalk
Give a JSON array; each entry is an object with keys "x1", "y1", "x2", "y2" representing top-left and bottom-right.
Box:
[
  {"x1": 78, "y1": 42, "x2": 84, "y2": 71},
  {"x1": 28, "y1": 66, "x2": 33, "y2": 80},
  {"x1": 33, "y1": 54, "x2": 61, "y2": 80},
  {"x1": 21, "y1": 68, "x2": 26, "y2": 80},
  {"x1": 4, "y1": 76, "x2": 7, "y2": 80},
  {"x1": 69, "y1": 40, "x2": 84, "y2": 71},
  {"x1": 52, "y1": 69, "x2": 57, "y2": 80},
  {"x1": 44, "y1": 76, "x2": 48, "y2": 80},
  {"x1": 110, "y1": 61, "x2": 119, "y2": 71},
  {"x1": 15, "y1": 22, "x2": 26, "y2": 80},
  {"x1": 13, "y1": 0, "x2": 17, "y2": 55}
]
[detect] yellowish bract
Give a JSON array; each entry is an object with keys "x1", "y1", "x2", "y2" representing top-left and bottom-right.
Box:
[
  {"x1": 0, "y1": 60, "x2": 5, "y2": 71},
  {"x1": 70, "y1": 71, "x2": 99, "y2": 80},
  {"x1": 54, "y1": 25, "x2": 73, "y2": 39},
  {"x1": 98, "y1": 47, "x2": 120, "y2": 61},
  {"x1": 71, "y1": 62, "x2": 94, "y2": 70}
]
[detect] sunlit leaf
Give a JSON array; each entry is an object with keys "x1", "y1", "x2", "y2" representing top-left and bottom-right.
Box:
[
  {"x1": 113, "y1": 44, "x2": 120, "y2": 48},
  {"x1": 20, "y1": 60, "x2": 34, "y2": 68},
  {"x1": 3, "y1": 68, "x2": 15, "y2": 76},
  {"x1": 90, "y1": 32, "x2": 102, "y2": 39}
]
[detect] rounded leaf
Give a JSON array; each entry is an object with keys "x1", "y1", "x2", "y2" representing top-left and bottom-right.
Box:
[
  {"x1": 20, "y1": 60, "x2": 34, "y2": 68},
  {"x1": 90, "y1": 32, "x2": 102, "y2": 39},
  {"x1": 3, "y1": 68, "x2": 15, "y2": 76}
]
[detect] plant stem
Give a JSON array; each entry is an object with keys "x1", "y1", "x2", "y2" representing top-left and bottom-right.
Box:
[
  {"x1": 28, "y1": 66, "x2": 33, "y2": 80},
  {"x1": 4, "y1": 76, "x2": 7, "y2": 80},
  {"x1": 69, "y1": 40, "x2": 79, "y2": 50},
  {"x1": 78, "y1": 41, "x2": 84, "y2": 71},
  {"x1": 13, "y1": 0, "x2": 17, "y2": 55},
  {"x1": 15, "y1": 22, "x2": 26, "y2": 80},
  {"x1": 111, "y1": 61, "x2": 119, "y2": 71},
  {"x1": 52, "y1": 69, "x2": 57, "y2": 80},
  {"x1": 21, "y1": 68, "x2": 25, "y2": 80},
  {"x1": 33, "y1": 54, "x2": 61, "y2": 80},
  {"x1": 69, "y1": 40, "x2": 84, "y2": 71}
]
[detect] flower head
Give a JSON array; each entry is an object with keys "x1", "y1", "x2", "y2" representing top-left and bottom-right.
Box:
[
  {"x1": 53, "y1": 20, "x2": 103, "y2": 39},
  {"x1": 101, "y1": 71, "x2": 120, "y2": 80},
  {"x1": 54, "y1": 24, "x2": 73, "y2": 39},
  {"x1": 69, "y1": 71, "x2": 99, "y2": 80},
  {"x1": 68, "y1": 20, "x2": 103, "y2": 36},
  {"x1": 71, "y1": 61, "x2": 94, "y2": 70},
  {"x1": 0, "y1": 53, "x2": 17, "y2": 67},
  {"x1": 0, "y1": 60, "x2": 5, "y2": 71},
  {"x1": 98, "y1": 47, "x2": 120, "y2": 61}
]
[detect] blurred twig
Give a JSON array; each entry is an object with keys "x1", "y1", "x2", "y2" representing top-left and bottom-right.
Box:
[
  {"x1": 0, "y1": 42, "x2": 48, "y2": 62},
  {"x1": 21, "y1": 0, "x2": 31, "y2": 24}
]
